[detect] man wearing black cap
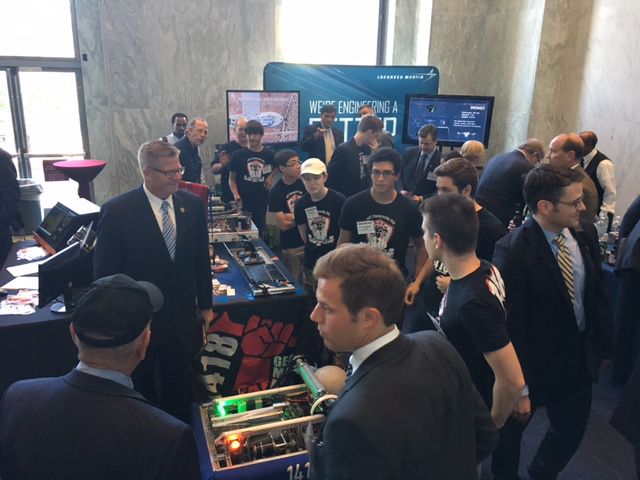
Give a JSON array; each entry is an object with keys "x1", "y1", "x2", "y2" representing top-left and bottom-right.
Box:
[{"x1": 0, "y1": 274, "x2": 201, "y2": 480}]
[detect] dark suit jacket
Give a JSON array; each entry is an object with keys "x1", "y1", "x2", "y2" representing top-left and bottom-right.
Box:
[
  {"x1": 0, "y1": 369, "x2": 200, "y2": 480},
  {"x1": 399, "y1": 146, "x2": 442, "y2": 198},
  {"x1": 0, "y1": 155, "x2": 22, "y2": 267},
  {"x1": 475, "y1": 149, "x2": 533, "y2": 226},
  {"x1": 94, "y1": 187, "x2": 212, "y2": 352},
  {"x1": 174, "y1": 135, "x2": 202, "y2": 183},
  {"x1": 310, "y1": 332, "x2": 498, "y2": 480},
  {"x1": 576, "y1": 165, "x2": 599, "y2": 224},
  {"x1": 492, "y1": 218, "x2": 613, "y2": 403},
  {"x1": 300, "y1": 122, "x2": 344, "y2": 163}
]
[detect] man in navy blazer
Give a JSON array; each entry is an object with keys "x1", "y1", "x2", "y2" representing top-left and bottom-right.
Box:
[
  {"x1": 492, "y1": 164, "x2": 612, "y2": 480},
  {"x1": 300, "y1": 104, "x2": 344, "y2": 163},
  {"x1": 94, "y1": 140, "x2": 213, "y2": 421},
  {"x1": 308, "y1": 244, "x2": 498, "y2": 480},
  {"x1": 0, "y1": 274, "x2": 200, "y2": 480},
  {"x1": 399, "y1": 124, "x2": 442, "y2": 203}
]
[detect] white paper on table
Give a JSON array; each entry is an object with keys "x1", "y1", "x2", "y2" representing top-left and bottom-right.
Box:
[
  {"x1": 1, "y1": 276, "x2": 39, "y2": 290},
  {"x1": 6, "y1": 261, "x2": 43, "y2": 277}
]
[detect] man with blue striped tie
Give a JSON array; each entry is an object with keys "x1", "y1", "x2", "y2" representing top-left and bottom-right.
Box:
[{"x1": 94, "y1": 140, "x2": 213, "y2": 422}]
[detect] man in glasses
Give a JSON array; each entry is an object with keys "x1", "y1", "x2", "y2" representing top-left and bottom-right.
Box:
[
  {"x1": 337, "y1": 147, "x2": 427, "y2": 280},
  {"x1": 491, "y1": 164, "x2": 612, "y2": 479},
  {"x1": 175, "y1": 117, "x2": 209, "y2": 183},
  {"x1": 546, "y1": 132, "x2": 599, "y2": 224},
  {"x1": 94, "y1": 140, "x2": 213, "y2": 423}
]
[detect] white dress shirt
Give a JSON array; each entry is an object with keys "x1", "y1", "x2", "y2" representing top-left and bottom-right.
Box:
[
  {"x1": 143, "y1": 183, "x2": 176, "y2": 233},
  {"x1": 349, "y1": 325, "x2": 400, "y2": 374},
  {"x1": 583, "y1": 148, "x2": 616, "y2": 214}
]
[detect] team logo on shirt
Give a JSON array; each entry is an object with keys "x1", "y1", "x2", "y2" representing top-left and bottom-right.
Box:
[
  {"x1": 286, "y1": 191, "x2": 303, "y2": 213},
  {"x1": 367, "y1": 214, "x2": 396, "y2": 258},
  {"x1": 244, "y1": 157, "x2": 265, "y2": 183},
  {"x1": 485, "y1": 264, "x2": 506, "y2": 310},
  {"x1": 308, "y1": 211, "x2": 334, "y2": 246}
]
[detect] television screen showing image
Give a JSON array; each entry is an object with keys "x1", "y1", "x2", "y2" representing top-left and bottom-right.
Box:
[
  {"x1": 403, "y1": 94, "x2": 494, "y2": 147},
  {"x1": 226, "y1": 90, "x2": 300, "y2": 146}
]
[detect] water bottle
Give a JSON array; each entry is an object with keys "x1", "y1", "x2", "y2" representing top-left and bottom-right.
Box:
[
  {"x1": 595, "y1": 212, "x2": 608, "y2": 260},
  {"x1": 606, "y1": 215, "x2": 622, "y2": 265}
]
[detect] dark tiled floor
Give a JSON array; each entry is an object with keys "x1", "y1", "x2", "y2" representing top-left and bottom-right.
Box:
[{"x1": 481, "y1": 368, "x2": 636, "y2": 479}]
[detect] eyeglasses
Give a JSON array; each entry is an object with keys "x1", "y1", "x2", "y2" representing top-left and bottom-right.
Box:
[
  {"x1": 556, "y1": 196, "x2": 584, "y2": 209},
  {"x1": 286, "y1": 160, "x2": 302, "y2": 167},
  {"x1": 370, "y1": 169, "x2": 396, "y2": 178},
  {"x1": 151, "y1": 166, "x2": 185, "y2": 178}
]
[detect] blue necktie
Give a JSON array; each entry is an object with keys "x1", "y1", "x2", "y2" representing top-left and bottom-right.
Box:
[{"x1": 161, "y1": 200, "x2": 176, "y2": 260}]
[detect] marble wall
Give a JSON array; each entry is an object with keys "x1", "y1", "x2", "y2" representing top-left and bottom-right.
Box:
[
  {"x1": 76, "y1": 0, "x2": 639, "y2": 213},
  {"x1": 75, "y1": 0, "x2": 277, "y2": 204}
]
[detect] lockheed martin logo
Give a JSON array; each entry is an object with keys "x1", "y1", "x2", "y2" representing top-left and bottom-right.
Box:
[{"x1": 376, "y1": 68, "x2": 438, "y2": 81}]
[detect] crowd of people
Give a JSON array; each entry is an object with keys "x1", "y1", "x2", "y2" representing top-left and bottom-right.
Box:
[{"x1": 1, "y1": 103, "x2": 638, "y2": 480}]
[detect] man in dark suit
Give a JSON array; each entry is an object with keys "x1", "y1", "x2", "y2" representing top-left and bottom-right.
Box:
[
  {"x1": 0, "y1": 273, "x2": 200, "y2": 480},
  {"x1": 309, "y1": 243, "x2": 498, "y2": 480},
  {"x1": 547, "y1": 132, "x2": 599, "y2": 224},
  {"x1": 94, "y1": 140, "x2": 213, "y2": 421},
  {"x1": 475, "y1": 138, "x2": 544, "y2": 227},
  {"x1": 0, "y1": 148, "x2": 22, "y2": 267},
  {"x1": 175, "y1": 117, "x2": 208, "y2": 183},
  {"x1": 492, "y1": 164, "x2": 613, "y2": 480},
  {"x1": 300, "y1": 104, "x2": 344, "y2": 163},
  {"x1": 399, "y1": 124, "x2": 442, "y2": 203}
]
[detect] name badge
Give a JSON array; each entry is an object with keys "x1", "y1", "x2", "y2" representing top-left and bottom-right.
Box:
[
  {"x1": 305, "y1": 207, "x2": 319, "y2": 220},
  {"x1": 263, "y1": 164, "x2": 272, "y2": 174},
  {"x1": 357, "y1": 220, "x2": 375, "y2": 235},
  {"x1": 427, "y1": 171, "x2": 437, "y2": 181}
]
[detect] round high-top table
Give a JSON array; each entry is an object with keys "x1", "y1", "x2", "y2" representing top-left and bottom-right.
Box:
[{"x1": 53, "y1": 159, "x2": 107, "y2": 201}]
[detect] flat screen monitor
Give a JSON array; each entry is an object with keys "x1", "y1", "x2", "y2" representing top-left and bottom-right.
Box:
[
  {"x1": 402, "y1": 94, "x2": 495, "y2": 147},
  {"x1": 38, "y1": 241, "x2": 94, "y2": 311},
  {"x1": 226, "y1": 90, "x2": 300, "y2": 146}
]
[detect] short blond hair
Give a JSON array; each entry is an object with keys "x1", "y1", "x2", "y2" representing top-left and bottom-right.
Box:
[{"x1": 138, "y1": 140, "x2": 179, "y2": 173}]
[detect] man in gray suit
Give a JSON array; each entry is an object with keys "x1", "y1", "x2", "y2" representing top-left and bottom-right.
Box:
[
  {"x1": 308, "y1": 243, "x2": 498, "y2": 480},
  {"x1": 547, "y1": 132, "x2": 599, "y2": 224},
  {"x1": 0, "y1": 274, "x2": 200, "y2": 480}
]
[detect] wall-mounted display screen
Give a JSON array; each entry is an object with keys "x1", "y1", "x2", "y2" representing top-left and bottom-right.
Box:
[
  {"x1": 403, "y1": 94, "x2": 494, "y2": 147},
  {"x1": 226, "y1": 90, "x2": 300, "y2": 146}
]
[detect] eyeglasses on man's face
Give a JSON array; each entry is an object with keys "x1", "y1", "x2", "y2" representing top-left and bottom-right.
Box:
[
  {"x1": 370, "y1": 169, "x2": 396, "y2": 178},
  {"x1": 556, "y1": 196, "x2": 584, "y2": 209},
  {"x1": 151, "y1": 166, "x2": 185, "y2": 178}
]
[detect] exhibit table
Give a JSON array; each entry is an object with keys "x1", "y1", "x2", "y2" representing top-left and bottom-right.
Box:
[{"x1": 53, "y1": 159, "x2": 107, "y2": 201}]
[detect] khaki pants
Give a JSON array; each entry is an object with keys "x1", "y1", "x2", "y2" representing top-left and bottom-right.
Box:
[{"x1": 282, "y1": 245, "x2": 304, "y2": 283}]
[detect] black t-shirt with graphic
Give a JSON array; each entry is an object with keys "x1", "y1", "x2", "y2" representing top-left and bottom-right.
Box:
[
  {"x1": 269, "y1": 178, "x2": 305, "y2": 249},
  {"x1": 229, "y1": 147, "x2": 275, "y2": 208},
  {"x1": 294, "y1": 189, "x2": 345, "y2": 269},
  {"x1": 339, "y1": 190, "x2": 422, "y2": 276},
  {"x1": 438, "y1": 260, "x2": 510, "y2": 405}
]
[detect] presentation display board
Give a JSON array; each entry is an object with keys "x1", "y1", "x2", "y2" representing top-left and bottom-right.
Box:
[
  {"x1": 263, "y1": 63, "x2": 439, "y2": 147},
  {"x1": 403, "y1": 94, "x2": 495, "y2": 147},
  {"x1": 226, "y1": 90, "x2": 300, "y2": 146}
]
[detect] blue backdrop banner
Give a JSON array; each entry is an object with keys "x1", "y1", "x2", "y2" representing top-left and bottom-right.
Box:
[{"x1": 263, "y1": 63, "x2": 439, "y2": 150}]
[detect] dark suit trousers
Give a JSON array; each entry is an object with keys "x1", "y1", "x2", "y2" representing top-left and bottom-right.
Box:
[
  {"x1": 133, "y1": 337, "x2": 192, "y2": 422},
  {"x1": 492, "y1": 369, "x2": 592, "y2": 480}
]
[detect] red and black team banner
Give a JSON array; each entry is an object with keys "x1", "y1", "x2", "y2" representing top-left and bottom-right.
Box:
[{"x1": 197, "y1": 296, "x2": 307, "y2": 397}]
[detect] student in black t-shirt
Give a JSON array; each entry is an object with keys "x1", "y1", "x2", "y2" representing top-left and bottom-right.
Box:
[
  {"x1": 337, "y1": 147, "x2": 426, "y2": 279},
  {"x1": 211, "y1": 117, "x2": 247, "y2": 202},
  {"x1": 269, "y1": 149, "x2": 305, "y2": 281},
  {"x1": 229, "y1": 120, "x2": 275, "y2": 236},
  {"x1": 294, "y1": 158, "x2": 345, "y2": 295},
  {"x1": 406, "y1": 157, "x2": 508, "y2": 322},
  {"x1": 420, "y1": 193, "x2": 525, "y2": 429}
]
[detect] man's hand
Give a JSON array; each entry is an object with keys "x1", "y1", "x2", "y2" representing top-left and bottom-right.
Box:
[
  {"x1": 314, "y1": 128, "x2": 325, "y2": 139},
  {"x1": 200, "y1": 308, "x2": 214, "y2": 331},
  {"x1": 405, "y1": 282, "x2": 420, "y2": 305},
  {"x1": 435, "y1": 275, "x2": 451, "y2": 293},
  {"x1": 410, "y1": 194, "x2": 423, "y2": 204},
  {"x1": 219, "y1": 151, "x2": 230, "y2": 166},
  {"x1": 512, "y1": 395, "x2": 532, "y2": 423}
]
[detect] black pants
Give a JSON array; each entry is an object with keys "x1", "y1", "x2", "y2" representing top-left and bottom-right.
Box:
[
  {"x1": 132, "y1": 337, "x2": 192, "y2": 422},
  {"x1": 492, "y1": 374, "x2": 592, "y2": 480}
]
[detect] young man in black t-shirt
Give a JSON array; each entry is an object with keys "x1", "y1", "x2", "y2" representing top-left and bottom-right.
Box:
[
  {"x1": 211, "y1": 117, "x2": 247, "y2": 202},
  {"x1": 269, "y1": 149, "x2": 305, "y2": 281},
  {"x1": 229, "y1": 120, "x2": 275, "y2": 236},
  {"x1": 420, "y1": 193, "x2": 524, "y2": 429},
  {"x1": 294, "y1": 158, "x2": 345, "y2": 295},
  {"x1": 337, "y1": 147, "x2": 426, "y2": 279},
  {"x1": 406, "y1": 157, "x2": 508, "y2": 322}
]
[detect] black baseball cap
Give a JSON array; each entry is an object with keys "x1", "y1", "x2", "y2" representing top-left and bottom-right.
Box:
[{"x1": 72, "y1": 274, "x2": 163, "y2": 348}]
